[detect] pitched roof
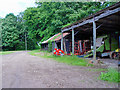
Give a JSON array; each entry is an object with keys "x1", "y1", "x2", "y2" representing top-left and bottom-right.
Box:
[{"x1": 41, "y1": 33, "x2": 69, "y2": 44}]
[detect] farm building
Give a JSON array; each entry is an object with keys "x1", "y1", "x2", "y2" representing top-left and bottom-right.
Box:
[
  {"x1": 41, "y1": 33, "x2": 69, "y2": 51},
  {"x1": 61, "y1": 2, "x2": 120, "y2": 59}
]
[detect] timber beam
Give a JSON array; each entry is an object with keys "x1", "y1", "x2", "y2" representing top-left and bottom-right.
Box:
[
  {"x1": 61, "y1": 31, "x2": 63, "y2": 51},
  {"x1": 72, "y1": 28, "x2": 74, "y2": 55},
  {"x1": 93, "y1": 17, "x2": 96, "y2": 60}
]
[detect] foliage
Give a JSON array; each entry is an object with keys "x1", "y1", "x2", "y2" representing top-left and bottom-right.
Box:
[
  {"x1": 48, "y1": 40, "x2": 52, "y2": 52},
  {"x1": 99, "y1": 68, "x2": 120, "y2": 83},
  {"x1": 62, "y1": 23, "x2": 73, "y2": 28},
  {"x1": 1, "y1": 13, "x2": 20, "y2": 50},
  {"x1": 1, "y1": 13, "x2": 36, "y2": 51},
  {"x1": 23, "y1": 2, "x2": 115, "y2": 43},
  {"x1": 28, "y1": 50, "x2": 93, "y2": 66},
  {"x1": 0, "y1": 18, "x2": 2, "y2": 48}
]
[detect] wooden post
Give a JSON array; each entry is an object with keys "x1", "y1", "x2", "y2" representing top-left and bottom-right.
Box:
[
  {"x1": 64, "y1": 39, "x2": 67, "y2": 53},
  {"x1": 61, "y1": 31, "x2": 63, "y2": 51},
  {"x1": 93, "y1": 17, "x2": 96, "y2": 60},
  {"x1": 72, "y1": 28, "x2": 74, "y2": 55}
]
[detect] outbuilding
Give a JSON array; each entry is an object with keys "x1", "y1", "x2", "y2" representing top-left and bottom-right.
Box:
[
  {"x1": 41, "y1": 33, "x2": 69, "y2": 52},
  {"x1": 61, "y1": 2, "x2": 120, "y2": 60}
]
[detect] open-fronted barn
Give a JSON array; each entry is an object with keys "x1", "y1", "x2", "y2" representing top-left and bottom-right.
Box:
[
  {"x1": 41, "y1": 33, "x2": 69, "y2": 51},
  {"x1": 61, "y1": 2, "x2": 120, "y2": 59}
]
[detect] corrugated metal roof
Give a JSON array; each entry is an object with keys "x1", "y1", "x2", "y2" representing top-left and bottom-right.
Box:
[
  {"x1": 41, "y1": 33, "x2": 69, "y2": 44},
  {"x1": 54, "y1": 33, "x2": 69, "y2": 41}
]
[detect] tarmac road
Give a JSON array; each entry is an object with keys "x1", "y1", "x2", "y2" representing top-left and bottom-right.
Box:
[{"x1": 2, "y1": 51, "x2": 118, "y2": 88}]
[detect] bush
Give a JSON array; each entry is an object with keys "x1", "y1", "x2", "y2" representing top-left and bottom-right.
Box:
[
  {"x1": 48, "y1": 40, "x2": 52, "y2": 52},
  {"x1": 99, "y1": 68, "x2": 120, "y2": 83}
]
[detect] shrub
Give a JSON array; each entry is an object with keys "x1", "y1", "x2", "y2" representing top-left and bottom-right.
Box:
[{"x1": 48, "y1": 40, "x2": 52, "y2": 52}]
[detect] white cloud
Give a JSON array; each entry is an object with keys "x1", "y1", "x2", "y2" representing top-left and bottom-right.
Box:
[{"x1": 0, "y1": 0, "x2": 36, "y2": 18}]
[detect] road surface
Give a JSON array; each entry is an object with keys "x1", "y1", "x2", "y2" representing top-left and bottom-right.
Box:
[{"x1": 2, "y1": 51, "x2": 118, "y2": 88}]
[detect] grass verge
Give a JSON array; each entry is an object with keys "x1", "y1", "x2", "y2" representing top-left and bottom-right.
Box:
[
  {"x1": 99, "y1": 68, "x2": 120, "y2": 83},
  {"x1": 0, "y1": 51, "x2": 15, "y2": 55},
  {"x1": 28, "y1": 50, "x2": 93, "y2": 66},
  {"x1": 87, "y1": 68, "x2": 108, "y2": 72}
]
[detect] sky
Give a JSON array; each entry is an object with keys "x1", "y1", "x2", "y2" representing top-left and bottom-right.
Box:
[{"x1": 0, "y1": 0, "x2": 36, "y2": 18}]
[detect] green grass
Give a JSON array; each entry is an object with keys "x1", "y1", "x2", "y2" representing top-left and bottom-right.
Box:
[
  {"x1": 99, "y1": 68, "x2": 120, "y2": 83},
  {"x1": 0, "y1": 51, "x2": 15, "y2": 55},
  {"x1": 28, "y1": 50, "x2": 93, "y2": 66},
  {"x1": 87, "y1": 68, "x2": 108, "y2": 72}
]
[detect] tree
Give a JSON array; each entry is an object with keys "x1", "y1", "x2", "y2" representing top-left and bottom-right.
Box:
[
  {"x1": 23, "y1": 2, "x2": 115, "y2": 43},
  {"x1": 1, "y1": 13, "x2": 19, "y2": 50},
  {"x1": 0, "y1": 18, "x2": 3, "y2": 49},
  {"x1": 16, "y1": 12, "x2": 36, "y2": 50},
  {"x1": 1, "y1": 13, "x2": 37, "y2": 51}
]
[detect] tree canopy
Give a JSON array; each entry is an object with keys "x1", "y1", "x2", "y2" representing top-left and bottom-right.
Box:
[
  {"x1": 1, "y1": 13, "x2": 36, "y2": 50},
  {"x1": 23, "y1": 2, "x2": 115, "y2": 42}
]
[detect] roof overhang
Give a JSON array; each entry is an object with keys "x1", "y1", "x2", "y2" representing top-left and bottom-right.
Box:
[{"x1": 62, "y1": 2, "x2": 120, "y2": 34}]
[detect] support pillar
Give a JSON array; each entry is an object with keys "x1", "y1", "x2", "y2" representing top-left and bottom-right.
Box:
[
  {"x1": 61, "y1": 31, "x2": 63, "y2": 51},
  {"x1": 93, "y1": 18, "x2": 96, "y2": 60},
  {"x1": 72, "y1": 28, "x2": 74, "y2": 55}
]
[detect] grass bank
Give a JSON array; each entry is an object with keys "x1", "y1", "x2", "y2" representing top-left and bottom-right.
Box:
[
  {"x1": 0, "y1": 51, "x2": 15, "y2": 55},
  {"x1": 28, "y1": 50, "x2": 93, "y2": 66},
  {"x1": 99, "y1": 68, "x2": 120, "y2": 83},
  {"x1": 87, "y1": 68, "x2": 108, "y2": 72}
]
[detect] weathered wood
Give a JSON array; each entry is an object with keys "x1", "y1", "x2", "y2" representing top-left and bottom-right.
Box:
[
  {"x1": 74, "y1": 31, "x2": 79, "y2": 36},
  {"x1": 55, "y1": 42, "x2": 58, "y2": 49},
  {"x1": 96, "y1": 23, "x2": 103, "y2": 30},
  {"x1": 64, "y1": 39, "x2": 67, "y2": 53},
  {"x1": 62, "y1": 7, "x2": 120, "y2": 32},
  {"x1": 72, "y1": 28, "x2": 74, "y2": 55},
  {"x1": 66, "y1": 39, "x2": 70, "y2": 54},
  {"x1": 61, "y1": 32, "x2": 63, "y2": 51},
  {"x1": 93, "y1": 18, "x2": 96, "y2": 60}
]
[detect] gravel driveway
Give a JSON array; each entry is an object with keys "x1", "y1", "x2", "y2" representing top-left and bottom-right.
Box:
[{"x1": 2, "y1": 51, "x2": 118, "y2": 88}]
